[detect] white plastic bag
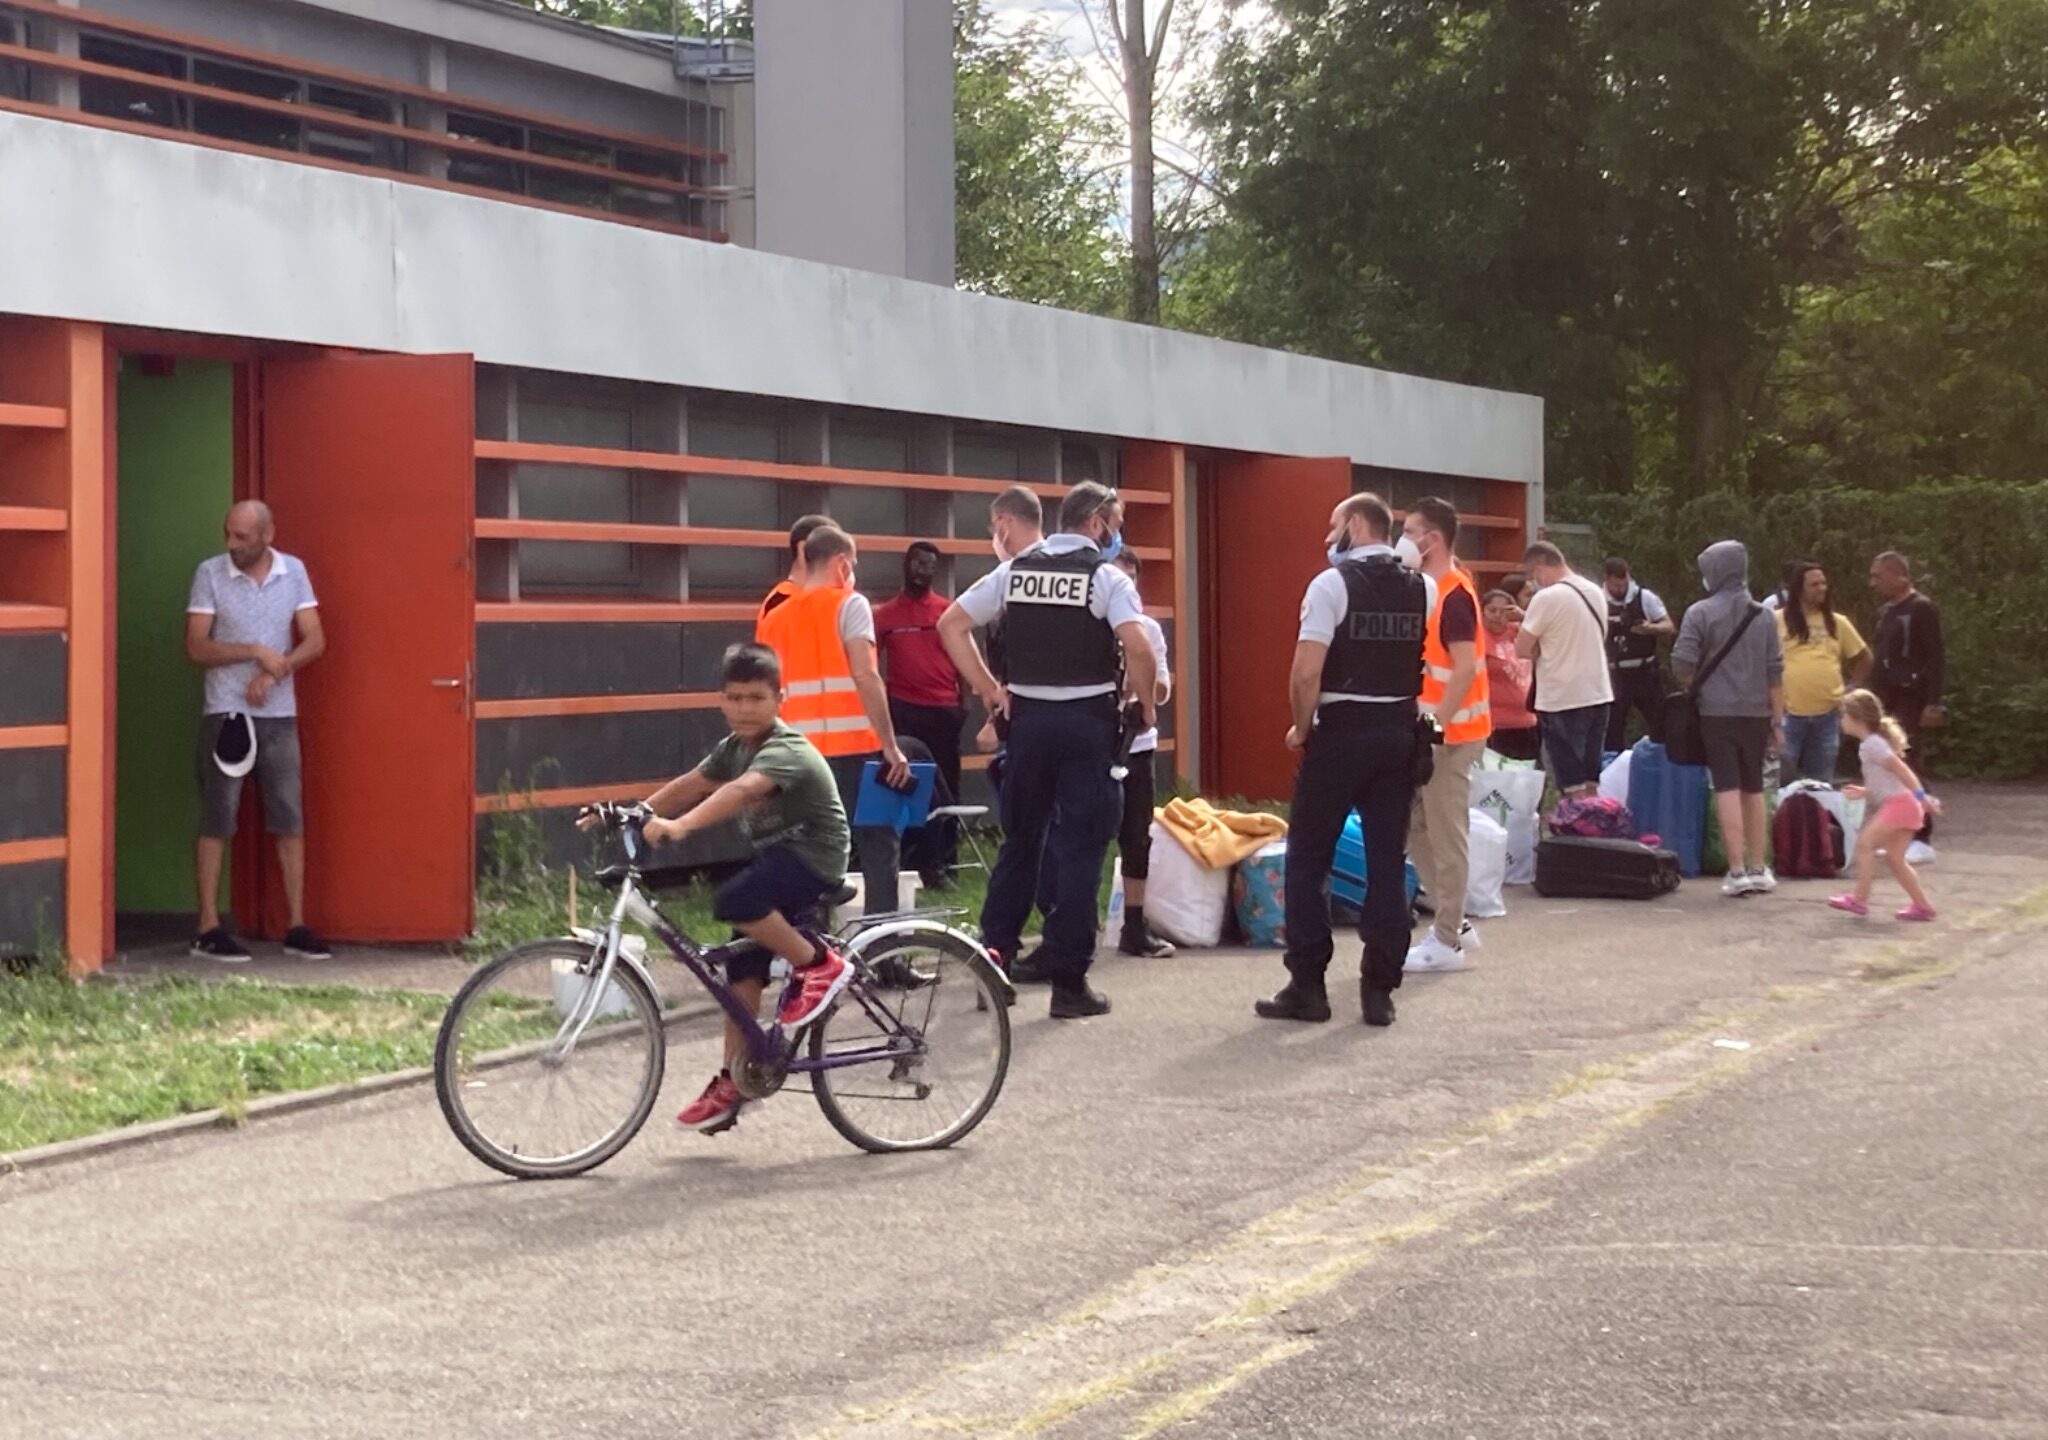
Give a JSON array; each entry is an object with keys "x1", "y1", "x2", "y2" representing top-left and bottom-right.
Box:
[
  {"x1": 1472, "y1": 766, "x2": 1545, "y2": 886},
  {"x1": 1598, "y1": 749, "x2": 1632, "y2": 806},
  {"x1": 1465, "y1": 809, "x2": 1509, "y2": 918},
  {"x1": 1786, "y1": 781, "x2": 1865, "y2": 853},
  {"x1": 1144, "y1": 821, "x2": 1230, "y2": 947}
]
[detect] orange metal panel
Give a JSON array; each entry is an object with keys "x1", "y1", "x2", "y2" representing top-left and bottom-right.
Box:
[
  {"x1": 474, "y1": 516, "x2": 1169, "y2": 562},
  {"x1": 256, "y1": 353, "x2": 477, "y2": 941},
  {"x1": 474, "y1": 692, "x2": 723, "y2": 720},
  {"x1": 0, "y1": 403, "x2": 67, "y2": 429},
  {"x1": 0, "y1": 505, "x2": 67, "y2": 531},
  {"x1": 1202, "y1": 455, "x2": 1355, "y2": 804},
  {"x1": 0, "y1": 603, "x2": 66, "y2": 630},
  {"x1": 474, "y1": 441, "x2": 1172, "y2": 506},
  {"x1": 64, "y1": 322, "x2": 110, "y2": 974},
  {"x1": 0, "y1": 725, "x2": 66, "y2": 749},
  {"x1": 477, "y1": 600, "x2": 759, "y2": 624},
  {"x1": 2, "y1": 0, "x2": 726, "y2": 162},
  {"x1": 0, "y1": 837, "x2": 66, "y2": 866}
]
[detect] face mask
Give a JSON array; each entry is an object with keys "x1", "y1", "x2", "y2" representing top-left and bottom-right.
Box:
[
  {"x1": 992, "y1": 530, "x2": 1011, "y2": 564},
  {"x1": 1100, "y1": 530, "x2": 1122, "y2": 563},
  {"x1": 1394, "y1": 535, "x2": 1423, "y2": 570}
]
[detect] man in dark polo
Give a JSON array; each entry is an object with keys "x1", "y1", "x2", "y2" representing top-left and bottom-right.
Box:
[{"x1": 184, "y1": 501, "x2": 328, "y2": 961}]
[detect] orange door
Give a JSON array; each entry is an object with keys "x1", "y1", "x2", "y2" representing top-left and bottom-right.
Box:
[
  {"x1": 250, "y1": 353, "x2": 475, "y2": 940},
  {"x1": 1202, "y1": 455, "x2": 1354, "y2": 804}
]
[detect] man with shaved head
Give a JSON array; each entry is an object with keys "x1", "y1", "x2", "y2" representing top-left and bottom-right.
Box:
[{"x1": 185, "y1": 500, "x2": 328, "y2": 961}]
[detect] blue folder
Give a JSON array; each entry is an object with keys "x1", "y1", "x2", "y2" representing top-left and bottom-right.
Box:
[{"x1": 853, "y1": 761, "x2": 938, "y2": 832}]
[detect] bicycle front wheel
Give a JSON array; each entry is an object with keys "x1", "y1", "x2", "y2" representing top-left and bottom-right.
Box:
[
  {"x1": 434, "y1": 938, "x2": 667, "y2": 1179},
  {"x1": 810, "y1": 930, "x2": 1011, "y2": 1153}
]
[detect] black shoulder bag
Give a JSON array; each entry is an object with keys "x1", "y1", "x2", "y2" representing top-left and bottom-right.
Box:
[{"x1": 1663, "y1": 603, "x2": 1762, "y2": 767}]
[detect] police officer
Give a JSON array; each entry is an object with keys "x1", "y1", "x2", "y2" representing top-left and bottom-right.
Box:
[
  {"x1": 1602, "y1": 556, "x2": 1674, "y2": 752},
  {"x1": 939, "y1": 481, "x2": 1158, "y2": 1019},
  {"x1": 1256, "y1": 492, "x2": 1434, "y2": 1028}
]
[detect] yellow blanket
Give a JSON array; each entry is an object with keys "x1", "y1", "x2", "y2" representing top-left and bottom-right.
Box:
[{"x1": 1154, "y1": 797, "x2": 1288, "y2": 870}]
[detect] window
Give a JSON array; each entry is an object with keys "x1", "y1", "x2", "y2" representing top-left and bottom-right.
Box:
[
  {"x1": 1061, "y1": 441, "x2": 1107, "y2": 485},
  {"x1": 191, "y1": 59, "x2": 299, "y2": 152},
  {"x1": 306, "y1": 84, "x2": 400, "y2": 168},
  {"x1": 516, "y1": 401, "x2": 636, "y2": 592},
  {"x1": 447, "y1": 111, "x2": 522, "y2": 194},
  {"x1": 78, "y1": 35, "x2": 183, "y2": 129},
  {"x1": 954, "y1": 433, "x2": 1021, "y2": 481}
]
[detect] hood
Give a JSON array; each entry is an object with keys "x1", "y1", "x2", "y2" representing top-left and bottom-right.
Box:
[{"x1": 1697, "y1": 540, "x2": 1750, "y2": 596}]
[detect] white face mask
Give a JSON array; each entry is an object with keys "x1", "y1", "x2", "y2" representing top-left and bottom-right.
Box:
[
  {"x1": 1394, "y1": 535, "x2": 1423, "y2": 570},
  {"x1": 991, "y1": 526, "x2": 1011, "y2": 564}
]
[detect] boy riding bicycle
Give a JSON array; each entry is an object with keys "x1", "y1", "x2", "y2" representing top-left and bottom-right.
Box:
[{"x1": 593, "y1": 641, "x2": 853, "y2": 1134}]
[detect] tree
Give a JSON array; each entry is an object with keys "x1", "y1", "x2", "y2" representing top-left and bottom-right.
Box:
[
  {"x1": 1198, "y1": 0, "x2": 2048, "y2": 498},
  {"x1": 953, "y1": 3, "x2": 1125, "y2": 315}
]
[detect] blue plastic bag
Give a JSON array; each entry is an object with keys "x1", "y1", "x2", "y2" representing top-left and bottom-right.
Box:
[
  {"x1": 1232, "y1": 841, "x2": 1288, "y2": 947},
  {"x1": 1332, "y1": 814, "x2": 1422, "y2": 914}
]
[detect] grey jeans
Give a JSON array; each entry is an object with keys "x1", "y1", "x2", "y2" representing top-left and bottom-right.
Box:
[{"x1": 197, "y1": 714, "x2": 304, "y2": 837}]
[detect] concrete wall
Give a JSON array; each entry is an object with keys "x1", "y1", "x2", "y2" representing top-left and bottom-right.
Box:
[
  {"x1": 754, "y1": 0, "x2": 956, "y2": 286},
  {"x1": 0, "y1": 112, "x2": 1543, "y2": 484}
]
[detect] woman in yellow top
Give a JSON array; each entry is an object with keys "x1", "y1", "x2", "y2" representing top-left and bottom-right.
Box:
[{"x1": 1777, "y1": 561, "x2": 1873, "y2": 781}]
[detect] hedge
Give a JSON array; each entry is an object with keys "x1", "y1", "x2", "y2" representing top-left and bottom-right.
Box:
[{"x1": 1561, "y1": 481, "x2": 2048, "y2": 779}]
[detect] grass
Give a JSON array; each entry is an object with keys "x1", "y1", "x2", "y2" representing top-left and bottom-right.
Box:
[{"x1": 0, "y1": 973, "x2": 559, "y2": 1153}]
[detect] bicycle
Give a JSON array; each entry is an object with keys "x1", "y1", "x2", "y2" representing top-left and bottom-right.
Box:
[{"x1": 434, "y1": 803, "x2": 1013, "y2": 1179}]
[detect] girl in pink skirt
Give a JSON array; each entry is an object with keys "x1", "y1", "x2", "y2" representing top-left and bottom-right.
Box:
[{"x1": 1831, "y1": 689, "x2": 1939, "y2": 921}]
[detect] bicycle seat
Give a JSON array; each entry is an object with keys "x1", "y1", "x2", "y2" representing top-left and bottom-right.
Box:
[{"x1": 825, "y1": 880, "x2": 859, "y2": 908}]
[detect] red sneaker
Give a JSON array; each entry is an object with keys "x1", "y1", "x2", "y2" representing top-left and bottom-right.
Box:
[
  {"x1": 776, "y1": 949, "x2": 852, "y2": 1031},
  {"x1": 675, "y1": 1072, "x2": 744, "y2": 1133}
]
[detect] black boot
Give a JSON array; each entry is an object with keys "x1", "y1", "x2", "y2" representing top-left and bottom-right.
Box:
[
  {"x1": 1254, "y1": 980, "x2": 1332, "y2": 1023},
  {"x1": 1049, "y1": 981, "x2": 1111, "y2": 1019},
  {"x1": 1362, "y1": 985, "x2": 1397, "y2": 1027},
  {"x1": 1008, "y1": 945, "x2": 1054, "y2": 985}
]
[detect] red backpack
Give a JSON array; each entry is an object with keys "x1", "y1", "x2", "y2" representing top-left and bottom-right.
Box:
[{"x1": 1772, "y1": 792, "x2": 1845, "y2": 878}]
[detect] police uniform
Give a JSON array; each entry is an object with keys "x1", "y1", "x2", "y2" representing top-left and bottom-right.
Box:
[
  {"x1": 1604, "y1": 580, "x2": 1669, "y2": 752},
  {"x1": 956, "y1": 534, "x2": 1144, "y2": 1003},
  {"x1": 1280, "y1": 545, "x2": 1433, "y2": 1002}
]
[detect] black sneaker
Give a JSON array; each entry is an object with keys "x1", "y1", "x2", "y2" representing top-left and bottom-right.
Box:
[
  {"x1": 283, "y1": 926, "x2": 333, "y2": 960},
  {"x1": 190, "y1": 926, "x2": 251, "y2": 963},
  {"x1": 1253, "y1": 982, "x2": 1331, "y2": 1023},
  {"x1": 1118, "y1": 925, "x2": 1176, "y2": 959},
  {"x1": 1049, "y1": 982, "x2": 1111, "y2": 1019},
  {"x1": 1362, "y1": 986, "x2": 1397, "y2": 1027}
]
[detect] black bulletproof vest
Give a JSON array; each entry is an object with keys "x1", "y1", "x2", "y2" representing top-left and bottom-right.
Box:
[
  {"x1": 1002, "y1": 544, "x2": 1119, "y2": 689},
  {"x1": 1319, "y1": 556, "x2": 1427, "y2": 699},
  {"x1": 1607, "y1": 587, "x2": 1658, "y2": 664}
]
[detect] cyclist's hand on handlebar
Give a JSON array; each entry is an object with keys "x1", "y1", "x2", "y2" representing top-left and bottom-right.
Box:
[
  {"x1": 641, "y1": 814, "x2": 682, "y2": 847},
  {"x1": 576, "y1": 805, "x2": 603, "y2": 832}
]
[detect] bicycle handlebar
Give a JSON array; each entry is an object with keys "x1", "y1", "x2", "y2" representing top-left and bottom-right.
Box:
[{"x1": 580, "y1": 801, "x2": 657, "y2": 870}]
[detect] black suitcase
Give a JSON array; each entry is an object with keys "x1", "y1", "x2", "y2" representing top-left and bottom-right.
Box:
[{"x1": 1533, "y1": 835, "x2": 1681, "y2": 899}]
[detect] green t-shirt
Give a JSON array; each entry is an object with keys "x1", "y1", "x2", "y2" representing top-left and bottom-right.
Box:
[{"x1": 695, "y1": 720, "x2": 849, "y2": 885}]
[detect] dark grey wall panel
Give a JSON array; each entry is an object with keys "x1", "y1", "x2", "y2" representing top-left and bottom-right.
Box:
[
  {"x1": 477, "y1": 624, "x2": 685, "y2": 700},
  {"x1": 477, "y1": 710, "x2": 729, "y2": 792},
  {"x1": 477, "y1": 808, "x2": 750, "y2": 877},
  {"x1": 0, "y1": 634, "x2": 66, "y2": 728},
  {"x1": 682, "y1": 622, "x2": 756, "y2": 690},
  {"x1": 0, "y1": 749, "x2": 64, "y2": 843},
  {"x1": 0, "y1": 860, "x2": 64, "y2": 957}
]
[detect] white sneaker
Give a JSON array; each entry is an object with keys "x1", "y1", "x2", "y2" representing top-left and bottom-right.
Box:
[
  {"x1": 1404, "y1": 932, "x2": 1470, "y2": 973},
  {"x1": 1721, "y1": 869, "x2": 1752, "y2": 897},
  {"x1": 1748, "y1": 867, "x2": 1778, "y2": 894},
  {"x1": 1905, "y1": 841, "x2": 1937, "y2": 866},
  {"x1": 1456, "y1": 919, "x2": 1483, "y2": 953}
]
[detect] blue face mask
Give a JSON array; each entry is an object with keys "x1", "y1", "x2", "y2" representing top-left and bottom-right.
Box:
[{"x1": 1100, "y1": 529, "x2": 1123, "y2": 563}]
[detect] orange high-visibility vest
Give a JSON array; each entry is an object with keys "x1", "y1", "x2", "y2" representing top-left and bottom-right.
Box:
[
  {"x1": 756, "y1": 585, "x2": 881, "y2": 757},
  {"x1": 1421, "y1": 567, "x2": 1493, "y2": 745}
]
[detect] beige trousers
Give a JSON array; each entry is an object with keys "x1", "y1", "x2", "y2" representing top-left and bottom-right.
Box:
[{"x1": 1409, "y1": 738, "x2": 1484, "y2": 946}]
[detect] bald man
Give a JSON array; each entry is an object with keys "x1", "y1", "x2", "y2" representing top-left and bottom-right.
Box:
[{"x1": 185, "y1": 501, "x2": 328, "y2": 961}]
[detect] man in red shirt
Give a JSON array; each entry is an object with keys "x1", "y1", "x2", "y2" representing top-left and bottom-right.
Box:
[{"x1": 875, "y1": 541, "x2": 967, "y2": 886}]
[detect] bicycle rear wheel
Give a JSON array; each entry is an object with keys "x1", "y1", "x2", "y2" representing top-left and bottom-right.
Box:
[
  {"x1": 810, "y1": 930, "x2": 1011, "y2": 1153},
  {"x1": 434, "y1": 938, "x2": 667, "y2": 1179}
]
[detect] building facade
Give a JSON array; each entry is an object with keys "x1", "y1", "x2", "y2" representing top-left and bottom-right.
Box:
[{"x1": 0, "y1": 0, "x2": 1542, "y2": 968}]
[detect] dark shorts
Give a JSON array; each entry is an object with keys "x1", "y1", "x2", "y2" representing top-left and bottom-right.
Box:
[
  {"x1": 1540, "y1": 703, "x2": 1611, "y2": 790},
  {"x1": 197, "y1": 714, "x2": 303, "y2": 838},
  {"x1": 1119, "y1": 751, "x2": 1157, "y2": 880},
  {"x1": 712, "y1": 844, "x2": 836, "y2": 927},
  {"x1": 1700, "y1": 714, "x2": 1772, "y2": 794}
]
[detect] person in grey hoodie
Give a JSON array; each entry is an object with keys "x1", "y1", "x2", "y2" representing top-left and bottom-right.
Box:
[{"x1": 1673, "y1": 540, "x2": 1786, "y2": 896}]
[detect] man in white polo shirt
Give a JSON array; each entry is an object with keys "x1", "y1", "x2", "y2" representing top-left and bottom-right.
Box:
[{"x1": 185, "y1": 501, "x2": 328, "y2": 961}]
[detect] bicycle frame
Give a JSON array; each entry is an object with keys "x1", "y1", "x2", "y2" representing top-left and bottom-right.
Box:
[{"x1": 558, "y1": 852, "x2": 958, "y2": 1078}]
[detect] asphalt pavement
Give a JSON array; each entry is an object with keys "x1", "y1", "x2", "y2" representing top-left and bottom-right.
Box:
[{"x1": 3, "y1": 783, "x2": 2044, "y2": 1440}]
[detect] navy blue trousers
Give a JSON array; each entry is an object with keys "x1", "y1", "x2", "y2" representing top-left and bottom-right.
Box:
[{"x1": 980, "y1": 695, "x2": 1121, "y2": 982}]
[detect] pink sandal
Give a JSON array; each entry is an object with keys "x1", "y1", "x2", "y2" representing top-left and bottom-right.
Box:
[
  {"x1": 1895, "y1": 903, "x2": 1937, "y2": 923},
  {"x1": 1828, "y1": 894, "x2": 1869, "y2": 916}
]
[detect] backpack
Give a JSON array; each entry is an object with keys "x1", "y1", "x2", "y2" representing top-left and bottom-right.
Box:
[
  {"x1": 1772, "y1": 791, "x2": 1845, "y2": 879},
  {"x1": 1550, "y1": 794, "x2": 1637, "y2": 841}
]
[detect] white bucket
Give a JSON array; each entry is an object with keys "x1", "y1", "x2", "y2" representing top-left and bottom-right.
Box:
[{"x1": 830, "y1": 875, "x2": 924, "y2": 929}]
